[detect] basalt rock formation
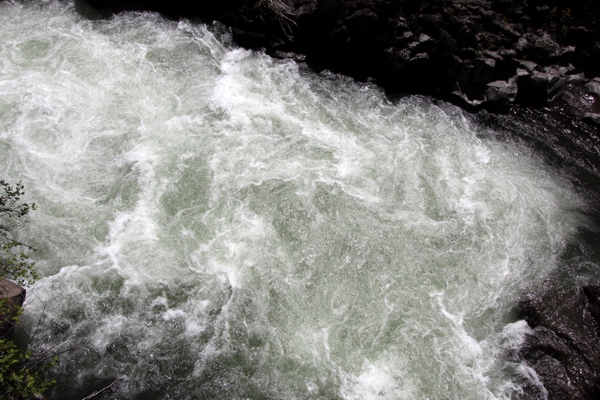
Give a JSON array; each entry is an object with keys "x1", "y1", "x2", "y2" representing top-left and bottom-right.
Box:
[
  {"x1": 80, "y1": 0, "x2": 600, "y2": 120},
  {"x1": 517, "y1": 283, "x2": 600, "y2": 399}
]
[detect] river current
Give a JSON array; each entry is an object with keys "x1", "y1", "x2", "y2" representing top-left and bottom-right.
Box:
[{"x1": 1, "y1": 1, "x2": 599, "y2": 399}]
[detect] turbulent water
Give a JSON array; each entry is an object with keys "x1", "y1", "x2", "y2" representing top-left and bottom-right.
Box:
[{"x1": 0, "y1": 1, "x2": 597, "y2": 399}]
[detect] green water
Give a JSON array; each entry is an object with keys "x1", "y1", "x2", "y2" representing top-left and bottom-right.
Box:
[{"x1": 0, "y1": 1, "x2": 590, "y2": 398}]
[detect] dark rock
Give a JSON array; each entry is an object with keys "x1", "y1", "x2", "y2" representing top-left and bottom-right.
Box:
[
  {"x1": 516, "y1": 68, "x2": 529, "y2": 78},
  {"x1": 440, "y1": 53, "x2": 463, "y2": 78},
  {"x1": 408, "y1": 52, "x2": 430, "y2": 69},
  {"x1": 498, "y1": 48, "x2": 517, "y2": 59},
  {"x1": 490, "y1": 19, "x2": 521, "y2": 40},
  {"x1": 584, "y1": 78, "x2": 600, "y2": 98},
  {"x1": 568, "y1": 73, "x2": 589, "y2": 85},
  {"x1": 485, "y1": 76, "x2": 518, "y2": 104},
  {"x1": 401, "y1": 31, "x2": 414, "y2": 42},
  {"x1": 457, "y1": 60, "x2": 473, "y2": 83},
  {"x1": 530, "y1": 71, "x2": 549, "y2": 88},
  {"x1": 530, "y1": 33, "x2": 561, "y2": 63},
  {"x1": 516, "y1": 37, "x2": 530, "y2": 54},
  {"x1": 563, "y1": 26, "x2": 595, "y2": 48},
  {"x1": 459, "y1": 47, "x2": 477, "y2": 60},
  {"x1": 547, "y1": 79, "x2": 566, "y2": 104},
  {"x1": 79, "y1": 0, "x2": 600, "y2": 120},
  {"x1": 532, "y1": 5, "x2": 551, "y2": 24},
  {"x1": 517, "y1": 68, "x2": 563, "y2": 106},
  {"x1": 559, "y1": 63, "x2": 576, "y2": 75},
  {"x1": 450, "y1": 82, "x2": 485, "y2": 107},
  {"x1": 416, "y1": 34, "x2": 436, "y2": 50},
  {"x1": 437, "y1": 30, "x2": 459, "y2": 53},
  {"x1": 295, "y1": 1, "x2": 318, "y2": 24},
  {"x1": 74, "y1": 0, "x2": 112, "y2": 19},
  {"x1": 345, "y1": 9, "x2": 379, "y2": 40},
  {"x1": 231, "y1": 28, "x2": 269, "y2": 48},
  {"x1": 384, "y1": 47, "x2": 411, "y2": 72},
  {"x1": 451, "y1": 81, "x2": 484, "y2": 107},
  {"x1": 517, "y1": 284, "x2": 600, "y2": 399},
  {"x1": 483, "y1": 51, "x2": 501, "y2": 60},
  {"x1": 331, "y1": 25, "x2": 350, "y2": 45},
  {"x1": 417, "y1": 13, "x2": 445, "y2": 36},
  {"x1": 584, "y1": 112, "x2": 600, "y2": 123},
  {"x1": 586, "y1": 46, "x2": 600, "y2": 77},
  {"x1": 562, "y1": 81, "x2": 600, "y2": 119},
  {"x1": 557, "y1": 45, "x2": 577, "y2": 62},
  {"x1": 0, "y1": 279, "x2": 26, "y2": 339},
  {"x1": 471, "y1": 58, "x2": 496, "y2": 84}
]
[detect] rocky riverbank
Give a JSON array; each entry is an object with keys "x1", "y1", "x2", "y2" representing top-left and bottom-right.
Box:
[
  {"x1": 79, "y1": 0, "x2": 600, "y2": 121},
  {"x1": 517, "y1": 283, "x2": 600, "y2": 398}
]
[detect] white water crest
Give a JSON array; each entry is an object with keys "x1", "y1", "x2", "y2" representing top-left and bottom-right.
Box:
[{"x1": 0, "y1": 1, "x2": 589, "y2": 399}]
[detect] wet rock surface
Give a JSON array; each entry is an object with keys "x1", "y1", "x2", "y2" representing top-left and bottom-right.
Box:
[
  {"x1": 78, "y1": 0, "x2": 600, "y2": 120},
  {"x1": 0, "y1": 279, "x2": 25, "y2": 339},
  {"x1": 517, "y1": 283, "x2": 600, "y2": 399}
]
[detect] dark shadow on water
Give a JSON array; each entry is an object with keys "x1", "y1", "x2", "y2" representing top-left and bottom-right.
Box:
[{"x1": 469, "y1": 105, "x2": 600, "y2": 291}]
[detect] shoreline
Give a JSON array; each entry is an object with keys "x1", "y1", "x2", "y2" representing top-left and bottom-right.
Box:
[{"x1": 76, "y1": 0, "x2": 600, "y2": 123}]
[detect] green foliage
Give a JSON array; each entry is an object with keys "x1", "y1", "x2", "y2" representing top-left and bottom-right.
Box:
[
  {"x1": 0, "y1": 181, "x2": 37, "y2": 287},
  {"x1": 0, "y1": 181, "x2": 35, "y2": 240},
  {"x1": 0, "y1": 337, "x2": 57, "y2": 400},
  {"x1": 0, "y1": 181, "x2": 56, "y2": 399},
  {"x1": 0, "y1": 244, "x2": 37, "y2": 289},
  {"x1": 0, "y1": 299, "x2": 57, "y2": 400}
]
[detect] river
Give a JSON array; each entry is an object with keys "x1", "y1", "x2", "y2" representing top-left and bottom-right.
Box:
[{"x1": 1, "y1": 1, "x2": 599, "y2": 399}]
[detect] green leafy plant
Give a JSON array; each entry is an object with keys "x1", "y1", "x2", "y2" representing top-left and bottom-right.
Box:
[
  {"x1": 0, "y1": 320, "x2": 57, "y2": 400},
  {"x1": 0, "y1": 181, "x2": 37, "y2": 287},
  {"x1": 0, "y1": 181, "x2": 56, "y2": 399}
]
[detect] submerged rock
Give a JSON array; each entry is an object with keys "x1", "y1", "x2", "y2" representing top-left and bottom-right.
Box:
[{"x1": 517, "y1": 283, "x2": 600, "y2": 399}]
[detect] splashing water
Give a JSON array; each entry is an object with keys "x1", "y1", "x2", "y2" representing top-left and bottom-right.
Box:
[{"x1": 0, "y1": 1, "x2": 592, "y2": 398}]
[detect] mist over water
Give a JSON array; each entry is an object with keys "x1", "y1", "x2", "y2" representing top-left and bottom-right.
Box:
[{"x1": 0, "y1": 2, "x2": 594, "y2": 398}]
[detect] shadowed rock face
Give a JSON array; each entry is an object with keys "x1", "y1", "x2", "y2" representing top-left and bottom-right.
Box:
[
  {"x1": 0, "y1": 279, "x2": 25, "y2": 339},
  {"x1": 517, "y1": 284, "x2": 600, "y2": 399},
  {"x1": 78, "y1": 0, "x2": 600, "y2": 119}
]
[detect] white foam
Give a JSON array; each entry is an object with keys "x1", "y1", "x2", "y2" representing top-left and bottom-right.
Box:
[{"x1": 0, "y1": 2, "x2": 588, "y2": 398}]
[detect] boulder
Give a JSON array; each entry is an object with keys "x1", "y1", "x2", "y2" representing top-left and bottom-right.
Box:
[
  {"x1": 586, "y1": 46, "x2": 600, "y2": 76},
  {"x1": 563, "y1": 26, "x2": 595, "y2": 48},
  {"x1": 498, "y1": 48, "x2": 517, "y2": 59},
  {"x1": 545, "y1": 66, "x2": 566, "y2": 103},
  {"x1": 518, "y1": 59, "x2": 540, "y2": 73},
  {"x1": 471, "y1": 58, "x2": 496, "y2": 84},
  {"x1": 0, "y1": 279, "x2": 26, "y2": 339},
  {"x1": 490, "y1": 19, "x2": 521, "y2": 40},
  {"x1": 411, "y1": 33, "x2": 436, "y2": 55},
  {"x1": 408, "y1": 52, "x2": 430, "y2": 69},
  {"x1": 516, "y1": 65, "x2": 567, "y2": 105},
  {"x1": 567, "y1": 73, "x2": 589, "y2": 85},
  {"x1": 450, "y1": 81, "x2": 484, "y2": 107},
  {"x1": 585, "y1": 78, "x2": 600, "y2": 98},
  {"x1": 518, "y1": 32, "x2": 561, "y2": 63},
  {"x1": 485, "y1": 76, "x2": 518, "y2": 104},
  {"x1": 345, "y1": 9, "x2": 379, "y2": 40},
  {"x1": 517, "y1": 284, "x2": 600, "y2": 399}
]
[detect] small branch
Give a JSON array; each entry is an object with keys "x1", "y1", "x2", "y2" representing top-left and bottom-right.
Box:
[{"x1": 81, "y1": 380, "x2": 119, "y2": 400}]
